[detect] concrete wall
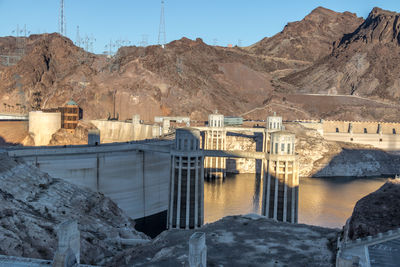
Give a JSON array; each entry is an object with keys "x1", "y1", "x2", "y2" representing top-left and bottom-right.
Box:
[
  {"x1": 29, "y1": 111, "x2": 61, "y2": 146},
  {"x1": 323, "y1": 120, "x2": 400, "y2": 135},
  {"x1": 0, "y1": 113, "x2": 28, "y2": 121},
  {"x1": 8, "y1": 143, "x2": 171, "y2": 220},
  {"x1": 323, "y1": 133, "x2": 400, "y2": 151},
  {"x1": 91, "y1": 120, "x2": 155, "y2": 143}
]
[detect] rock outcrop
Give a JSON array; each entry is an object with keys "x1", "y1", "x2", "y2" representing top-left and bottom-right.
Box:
[
  {"x1": 0, "y1": 153, "x2": 148, "y2": 265},
  {"x1": 344, "y1": 179, "x2": 400, "y2": 240},
  {"x1": 111, "y1": 214, "x2": 339, "y2": 266},
  {"x1": 250, "y1": 7, "x2": 363, "y2": 63},
  {"x1": 283, "y1": 7, "x2": 400, "y2": 102},
  {"x1": 49, "y1": 120, "x2": 98, "y2": 146}
]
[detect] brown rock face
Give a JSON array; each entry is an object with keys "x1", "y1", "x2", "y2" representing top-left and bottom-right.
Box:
[
  {"x1": 346, "y1": 180, "x2": 400, "y2": 240},
  {"x1": 49, "y1": 121, "x2": 98, "y2": 146},
  {"x1": 0, "y1": 7, "x2": 399, "y2": 126},
  {"x1": 283, "y1": 7, "x2": 400, "y2": 101},
  {"x1": 249, "y1": 7, "x2": 363, "y2": 62},
  {"x1": 0, "y1": 35, "x2": 275, "y2": 121}
]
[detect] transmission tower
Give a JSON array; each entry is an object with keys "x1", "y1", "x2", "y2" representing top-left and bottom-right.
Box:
[
  {"x1": 158, "y1": 0, "x2": 166, "y2": 47},
  {"x1": 11, "y1": 25, "x2": 29, "y2": 56},
  {"x1": 59, "y1": 0, "x2": 66, "y2": 36},
  {"x1": 140, "y1": 34, "x2": 148, "y2": 47},
  {"x1": 75, "y1": 26, "x2": 81, "y2": 47}
]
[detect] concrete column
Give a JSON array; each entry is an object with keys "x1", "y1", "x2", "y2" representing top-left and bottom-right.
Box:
[
  {"x1": 53, "y1": 220, "x2": 80, "y2": 266},
  {"x1": 262, "y1": 159, "x2": 271, "y2": 218},
  {"x1": 216, "y1": 130, "x2": 219, "y2": 175},
  {"x1": 200, "y1": 156, "x2": 205, "y2": 225},
  {"x1": 169, "y1": 156, "x2": 175, "y2": 228},
  {"x1": 223, "y1": 132, "x2": 226, "y2": 177},
  {"x1": 283, "y1": 160, "x2": 288, "y2": 222},
  {"x1": 291, "y1": 162, "x2": 295, "y2": 223},
  {"x1": 273, "y1": 160, "x2": 279, "y2": 220},
  {"x1": 186, "y1": 156, "x2": 191, "y2": 229},
  {"x1": 88, "y1": 129, "x2": 100, "y2": 145},
  {"x1": 189, "y1": 232, "x2": 207, "y2": 267},
  {"x1": 195, "y1": 156, "x2": 199, "y2": 227},
  {"x1": 176, "y1": 156, "x2": 182, "y2": 228},
  {"x1": 295, "y1": 162, "x2": 299, "y2": 223}
]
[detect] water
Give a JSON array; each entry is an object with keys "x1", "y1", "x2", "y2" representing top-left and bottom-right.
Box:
[{"x1": 204, "y1": 173, "x2": 387, "y2": 228}]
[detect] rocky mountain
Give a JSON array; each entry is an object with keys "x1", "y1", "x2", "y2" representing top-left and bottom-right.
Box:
[
  {"x1": 0, "y1": 34, "x2": 278, "y2": 121},
  {"x1": 0, "y1": 153, "x2": 148, "y2": 265},
  {"x1": 344, "y1": 179, "x2": 400, "y2": 240},
  {"x1": 283, "y1": 7, "x2": 400, "y2": 101},
  {"x1": 249, "y1": 7, "x2": 363, "y2": 64},
  {"x1": 0, "y1": 7, "x2": 399, "y2": 125}
]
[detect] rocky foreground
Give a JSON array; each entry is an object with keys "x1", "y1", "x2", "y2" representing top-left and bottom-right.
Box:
[
  {"x1": 344, "y1": 179, "x2": 400, "y2": 241},
  {"x1": 112, "y1": 214, "x2": 339, "y2": 267},
  {"x1": 0, "y1": 153, "x2": 148, "y2": 265},
  {"x1": 1, "y1": 149, "x2": 399, "y2": 266}
]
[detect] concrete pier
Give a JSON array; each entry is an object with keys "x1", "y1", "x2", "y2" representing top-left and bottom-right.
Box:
[
  {"x1": 53, "y1": 220, "x2": 80, "y2": 266},
  {"x1": 204, "y1": 112, "x2": 226, "y2": 178},
  {"x1": 168, "y1": 128, "x2": 204, "y2": 229},
  {"x1": 262, "y1": 131, "x2": 299, "y2": 223},
  {"x1": 189, "y1": 232, "x2": 207, "y2": 267},
  {"x1": 88, "y1": 129, "x2": 100, "y2": 145}
]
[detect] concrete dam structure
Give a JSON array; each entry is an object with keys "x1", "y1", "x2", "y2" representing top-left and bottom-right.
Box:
[
  {"x1": 7, "y1": 113, "x2": 299, "y2": 233},
  {"x1": 297, "y1": 120, "x2": 400, "y2": 151},
  {"x1": 91, "y1": 116, "x2": 161, "y2": 143},
  {"x1": 7, "y1": 141, "x2": 172, "y2": 226}
]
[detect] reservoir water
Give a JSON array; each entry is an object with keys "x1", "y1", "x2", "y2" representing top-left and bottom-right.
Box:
[{"x1": 204, "y1": 173, "x2": 387, "y2": 228}]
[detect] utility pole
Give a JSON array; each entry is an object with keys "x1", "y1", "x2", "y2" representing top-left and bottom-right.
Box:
[{"x1": 158, "y1": 0, "x2": 166, "y2": 47}]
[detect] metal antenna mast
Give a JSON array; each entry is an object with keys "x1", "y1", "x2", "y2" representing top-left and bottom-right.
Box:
[
  {"x1": 158, "y1": 0, "x2": 166, "y2": 47},
  {"x1": 59, "y1": 0, "x2": 66, "y2": 35}
]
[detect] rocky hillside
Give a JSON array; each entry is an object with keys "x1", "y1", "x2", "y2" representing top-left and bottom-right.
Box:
[
  {"x1": 249, "y1": 7, "x2": 363, "y2": 63},
  {"x1": 283, "y1": 7, "x2": 400, "y2": 101},
  {"x1": 0, "y1": 153, "x2": 148, "y2": 265},
  {"x1": 111, "y1": 214, "x2": 338, "y2": 266},
  {"x1": 0, "y1": 7, "x2": 399, "y2": 125},
  {"x1": 0, "y1": 34, "x2": 277, "y2": 121},
  {"x1": 344, "y1": 179, "x2": 400, "y2": 240}
]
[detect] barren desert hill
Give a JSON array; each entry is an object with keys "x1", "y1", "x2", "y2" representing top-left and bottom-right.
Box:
[
  {"x1": 282, "y1": 7, "x2": 400, "y2": 102},
  {"x1": 248, "y1": 7, "x2": 364, "y2": 64},
  {"x1": 0, "y1": 6, "x2": 400, "y2": 123},
  {"x1": 0, "y1": 34, "x2": 279, "y2": 121}
]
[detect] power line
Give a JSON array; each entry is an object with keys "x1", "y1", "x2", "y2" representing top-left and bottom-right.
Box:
[{"x1": 158, "y1": 0, "x2": 166, "y2": 47}]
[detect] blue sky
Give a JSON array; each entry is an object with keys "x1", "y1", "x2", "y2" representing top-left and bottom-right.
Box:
[{"x1": 0, "y1": 0, "x2": 398, "y2": 54}]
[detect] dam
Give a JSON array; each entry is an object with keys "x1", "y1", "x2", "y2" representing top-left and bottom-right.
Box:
[{"x1": 6, "y1": 113, "x2": 298, "y2": 235}]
